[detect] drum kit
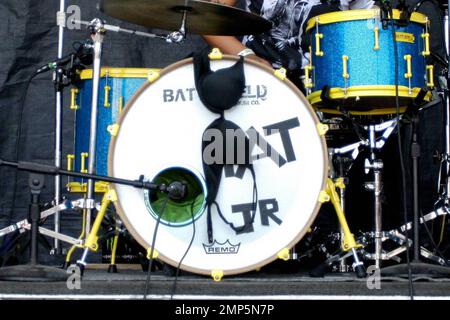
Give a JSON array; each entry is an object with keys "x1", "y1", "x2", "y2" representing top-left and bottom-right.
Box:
[{"x1": 0, "y1": 0, "x2": 449, "y2": 282}]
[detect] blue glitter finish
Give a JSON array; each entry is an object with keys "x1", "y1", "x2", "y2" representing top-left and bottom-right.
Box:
[
  {"x1": 310, "y1": 19, "x2": 426, "y2": 92},
  {"x1": 74, "y1": 73, "x2": 147, "y2": 179}
]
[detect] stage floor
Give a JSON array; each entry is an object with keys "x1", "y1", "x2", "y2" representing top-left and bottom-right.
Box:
[{"x1": 0, "y1": 265, "x2": 449, "y2": 300}]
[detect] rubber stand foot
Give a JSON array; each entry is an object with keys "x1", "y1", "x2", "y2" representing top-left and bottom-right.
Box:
[
  {"x1": 355, "y1": 264, "x2": 367, "y2": 278},
  {"x1": 309, "y1": 263, "x2": 327, "y2": 277},
  {"x1": 108, "y1": 264, "x2": 118, "y2": 273}
]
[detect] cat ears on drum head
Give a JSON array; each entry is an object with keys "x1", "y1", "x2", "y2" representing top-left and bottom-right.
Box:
[{"x1": 193, "y1": 48, "x2": 245, "y2": 114}]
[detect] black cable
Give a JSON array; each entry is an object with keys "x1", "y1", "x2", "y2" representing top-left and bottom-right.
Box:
[
  {"x1": 143, "y1": 196, "x2": 169, "y2": 299},
  {"x1": 170, "y1": 200, "x2": 196, "y2": 300},
  {"x1": 391, "y1": 14, "x2": 414, "y2": 300}
]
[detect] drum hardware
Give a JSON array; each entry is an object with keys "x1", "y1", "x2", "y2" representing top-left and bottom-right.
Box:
[
  {"x1": 442, "y1": 5, "x2": 450, "y2": 204},
  {"x1": 83, "y1": 18, "x2": 107, "y2": 244},
  {"x1": 357, "y1": 205, "x2": 450, "y2": 267},
  {"x1": 312, "y1": 178, "x2": 366, "y2": 278},
  {"x1": 333, "y1": 159, "x2": 352, "y2": 273},
  {"x1": 74, "y1": 20, "x2": 183, "y2": 43},
  {"x1": 317, "y1": 118, "x2": 398, "y2": 273},
  {"x1": 0, "y1": 158, "x2": 187, "y2": 276},
  {"x1": 382, "y1": 101, "x2": 450, "y2": 276},
  {"x1": 52, "y1": 0, "x2": 68, "y2": 255},
  {"x1": 12, "y1": 4, "x2": 93, "y2": 256},
  {"x1": 33, "y1": 18, "x2": 108, "y2": 265},
  {"x1": 98, "y1": 0, "x2": 271, "y2": 36},
  {"x1": 0, "y1": 173, "x2": 68, "y2": 281},
  {"x1": 327, "y1": 136, "x2": 356, "y2": 273}
]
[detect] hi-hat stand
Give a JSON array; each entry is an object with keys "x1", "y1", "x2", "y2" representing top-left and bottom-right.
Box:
[{"x1": 382, "y1": 100, "x2": 450, "y2": 276}]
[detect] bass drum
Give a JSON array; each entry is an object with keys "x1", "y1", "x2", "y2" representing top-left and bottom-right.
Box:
[{"x1": 108, "y1": 56, "x2": 328, "y2": 277}]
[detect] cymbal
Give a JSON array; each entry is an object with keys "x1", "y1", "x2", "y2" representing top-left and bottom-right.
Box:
[{"x1": 98, "y1": 0, "x2": 271, "y2": 35}]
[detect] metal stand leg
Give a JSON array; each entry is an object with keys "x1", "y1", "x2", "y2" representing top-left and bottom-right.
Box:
[
  {"x1": 364, "y1": 125, "x2": 385, "y2": 269},
  {"x1": 0, "y1": 174, "x2": 67, "y2": 281},
  {"x1": 373, "y1": 164, "x2": 383, "y2": 269},
  {"x1": 108, "y1": 231, "x2": 119, "y2": 273},
  {"x1": 322, "y1": 179, "x2": 366, "y2": 278},
  {"x1": 338, "y1": 181, "x2": 348, "y2": 273},
  {"x1": 335, "y1": 154, "x2": 352, "y2": 273},
  {"x1": 77, "y1": 189, "x2": 116, "y2": 275},
  {"x1": 85, "y1": 19, "x2": 106, "y2": 237}
]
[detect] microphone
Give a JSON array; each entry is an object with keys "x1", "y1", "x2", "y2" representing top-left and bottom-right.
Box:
[
  {"x1": 35, "y1": 40, "x2": 93, "y2": 74},
  {"x1": 396, "y1": 0, "x2": 412, "y2": 26},
  {"x1": 166, "y1": 181, "x2": 188, "y2": 201},
  {"x1": 380, "y1": 0, "x2": 392, "y2": 30}
]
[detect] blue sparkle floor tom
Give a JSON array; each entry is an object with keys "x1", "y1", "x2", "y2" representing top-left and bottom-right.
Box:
[{"x1": 305, "y1": 9, "x2": 434, "y2": 115}]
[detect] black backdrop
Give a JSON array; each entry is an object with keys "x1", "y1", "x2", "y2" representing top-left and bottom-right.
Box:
[{"x1": 0, "y1": 0, "x2": 448, "y2": 265}]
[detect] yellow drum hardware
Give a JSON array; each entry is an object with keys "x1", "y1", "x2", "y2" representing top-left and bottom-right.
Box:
[{"x1": 0, "y1": 0, "x2": 450, "y2": 284}]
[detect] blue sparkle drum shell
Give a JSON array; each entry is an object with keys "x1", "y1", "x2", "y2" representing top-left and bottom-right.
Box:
[
  {"x1": 305, "y1": 9, "x2": 434, "y2": 115},
  {"x1": 67, "y1": 68, "x2": 159, "y2": 193}
]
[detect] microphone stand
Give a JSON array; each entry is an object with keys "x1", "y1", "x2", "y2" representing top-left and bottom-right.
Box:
[
  {"x1": 396, "y1": 0, "x2": 412, "y2": 26},
  {"x1": 0, "y1": 159, "x2": 185, "y2": 281},
  {"x1": 51, "y1": 0, "x2": 66, "y2": 256},
  {"x1": 380, "y1": 0, "x2": 392, "y2": 30}
]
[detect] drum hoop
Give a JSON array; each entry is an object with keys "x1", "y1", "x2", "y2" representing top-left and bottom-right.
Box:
[
  {"x1": 79, "y1": 67, "x2": 160, "y2": 80},
  {"x1": 306, "y1": 9, "x2": 428, "y2": 32},
  {"x1": 107, "y1": 55, "x2": 329, "y2": 276},
  {"x1": 308, "y1": 85, "x2": 432, "y2": 106}
]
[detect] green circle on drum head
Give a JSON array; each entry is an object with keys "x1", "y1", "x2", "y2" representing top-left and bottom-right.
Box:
[{"x1": 144, "y1": 167, "x2": 206, "y2": 227}]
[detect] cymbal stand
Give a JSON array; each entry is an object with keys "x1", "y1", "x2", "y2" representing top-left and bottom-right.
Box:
[
  {"x1": 166, "y1": 9, "x2": 187, "y2": 43},
  {"x1": 74, "y1": 19, "x2": 187, "y2": 44},
  {"x1": 51, "y1": 0, "x2": 66, "y2": 255},
  {"x1": 83, "y1": 18, "x2": 106, "y2": 241}
]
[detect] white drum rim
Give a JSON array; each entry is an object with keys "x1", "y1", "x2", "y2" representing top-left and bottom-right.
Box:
[{"x1": 107, "y1": 55, "x2": 329, "y2": 276}]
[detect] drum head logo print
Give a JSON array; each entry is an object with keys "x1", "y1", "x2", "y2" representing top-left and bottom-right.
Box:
[{"x1": 108, "y1": 54, "x2": 327, "y2": 276}]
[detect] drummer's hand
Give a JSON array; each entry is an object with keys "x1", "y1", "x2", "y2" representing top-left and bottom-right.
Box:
[{"x1": 245, "y1": 54, "x2": 273, "y2": 69}]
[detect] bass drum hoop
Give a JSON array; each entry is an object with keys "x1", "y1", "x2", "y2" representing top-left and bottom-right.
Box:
[{"x1": 107, "y1": 56, "x2": 329, "y2": 276}]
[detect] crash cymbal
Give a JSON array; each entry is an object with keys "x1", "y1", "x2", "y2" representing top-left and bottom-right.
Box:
[{"x1": 98, "y1": 0, "x2": 271, "y2": 35}]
